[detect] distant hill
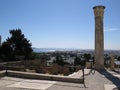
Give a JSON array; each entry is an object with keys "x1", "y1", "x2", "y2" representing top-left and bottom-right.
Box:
[
  {"x1": 32, "y1": 47, "x2": 79, "y2": 52},
  {"x1": 33, "y1": 47, "x2": 56, "y2": 52},
  {"x1": 32, "y1": 47, "x2": 120, "y2": 55}
]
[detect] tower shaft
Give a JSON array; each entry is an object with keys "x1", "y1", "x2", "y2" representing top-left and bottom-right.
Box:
[{"x1": 93, "y1": 6, "x2": 105, "y2": 69}]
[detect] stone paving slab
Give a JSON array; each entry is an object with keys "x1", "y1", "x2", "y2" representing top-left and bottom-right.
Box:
[
  {"x1": 0, "y1": 77, "x2": 56, "y2": 90},
  {"x1": 1, "y1": 69, "x2": 120, "y2": 90},
  {"x1": 103, "y1": 70, "x2": 120, "y2": 90},
  {"x1": 8, "y1": 79, "x2": 56, "y2": 90},
  {"x1": 0, "y1": 76, "x2": 84, "y2": 90},
  {"x1": 113, "y1": 74, "x2": 120, "y2": 78},
  {"x1": 104, "y1": 84, "x2": 117, "y2": 90}
]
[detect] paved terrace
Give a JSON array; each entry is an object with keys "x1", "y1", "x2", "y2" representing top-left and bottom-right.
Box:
[{"x1": 0, "y1": 69, "x2": 120, "y2": 90}]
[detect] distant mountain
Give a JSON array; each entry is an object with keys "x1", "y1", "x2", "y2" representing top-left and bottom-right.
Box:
[
  {"x1": 32, "y1": 47, "x2": 120, "y2": 55},
  {"x1": 33, "y1": 47, "x2": 56, "y2": 52},
  {"x1": 32, "y1": 47, "x2": 79, "y2": 52}
]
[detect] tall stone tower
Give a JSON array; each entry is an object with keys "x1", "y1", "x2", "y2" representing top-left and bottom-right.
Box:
[{"x1": 93, "y1": 6, "x2": 105, "y2": 69}]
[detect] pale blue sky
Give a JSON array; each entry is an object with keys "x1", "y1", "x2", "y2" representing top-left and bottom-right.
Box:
[{"x1": 0, "y1": 0, "x2": 120, "y2": 50}]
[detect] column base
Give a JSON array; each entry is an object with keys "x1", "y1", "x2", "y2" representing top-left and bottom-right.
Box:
[{"x1": 94, "y1": 64, "x2": 105, "y2": 70}]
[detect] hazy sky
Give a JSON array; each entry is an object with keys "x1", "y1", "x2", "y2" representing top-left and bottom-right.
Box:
[{"x1": 0, "y1": 0, "x2": 120, "y2": 50}]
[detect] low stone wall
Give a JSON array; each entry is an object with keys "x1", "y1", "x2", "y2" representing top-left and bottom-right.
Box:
[
  {"x1": 7, "y1": 70, "x2": 83, "y2": 83},
  {"x1": 0, "y1": 70, "x2": 6, "y2": 77}
]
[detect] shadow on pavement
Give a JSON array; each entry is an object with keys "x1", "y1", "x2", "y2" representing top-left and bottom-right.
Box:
[
  {"x1": 113, "y1": 70, "x2": 120, "y2": 74},
  {"x1": 98, "y1": 69, "x2": 120, "y2": 90}
]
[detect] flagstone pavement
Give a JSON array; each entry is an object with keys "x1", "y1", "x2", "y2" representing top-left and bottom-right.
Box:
[{"x1": 0, "y1": 69, "x2": 120, "y2": 90}]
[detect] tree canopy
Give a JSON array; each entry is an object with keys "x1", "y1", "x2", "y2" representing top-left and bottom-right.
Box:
[
  {"x1": 74, "y1": 56, "x2": 81, "y2": 66},
  {"x1": 0, "y1": 29, "x2": 33, "y2": 61},
  {"x1": 54, "y1": 55, "x2": 66, "y2": 66}
]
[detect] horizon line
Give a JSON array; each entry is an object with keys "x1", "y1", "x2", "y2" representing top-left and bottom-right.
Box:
[{"x1": 32, "y1": 47, "x2": 120, "y2": 51}]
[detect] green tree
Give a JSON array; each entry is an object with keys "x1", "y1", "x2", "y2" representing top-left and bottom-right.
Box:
[
  {"x1": 118, "y1": 56, "x2": 120, "y2": 61},
  {"x1": 74, "y1": 56, "x2": 81, "y2": 66},
  {"x1": 0, "y1": 41, "x2": 14, "y2": 61},
  {"x1": 0, "y1": 29, "x2": 33, "y2": 61},
  {"x1": 55, "y1": 55, "x2": 65, "y2": 66},
  {"x1": 84, "y1": 53, "x2": 91, "y2": 61}
]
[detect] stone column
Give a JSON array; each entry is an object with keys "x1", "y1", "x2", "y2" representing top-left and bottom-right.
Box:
[
  {"x1": 110, "y1": 56, "x2": 114, "y2": 70},
  {"x1": 93, "y1": 6, "x2": 105, "y2": 69}
]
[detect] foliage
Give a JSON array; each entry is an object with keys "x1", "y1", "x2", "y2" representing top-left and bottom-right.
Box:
[
  {"x1": 31, "y1": 52, "x2": 41, "y2": 60},
  {"x1": 0, "y1": 41, "x2": 14, "y2": 61},
  {"x1": 54, "y1": 55, "x2": 65, "y2": 66},
  {"x1": 74, "y1": 56, "x2": 81, "y2": 65},
  {"x1": 0, "y1": 29, "x2": 33, "y2": 61},
  {"x1": 118, "y1": 56, "x2": 120, "y2": 61},
  {"x1": 83, "y1": 53, "x2": 91, "y2": 61},
  {"x1": 74, "y1": 56, "x2": 86, "y2": 66},
  {"x1": 39, "y1": 54, "x2": 50, "y2": 60}
]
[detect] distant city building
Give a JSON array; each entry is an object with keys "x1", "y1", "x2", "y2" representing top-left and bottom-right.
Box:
[
  {"x1": 47, "y1": 56, "x2": 56, "y2": 66},
  {"x1": 65, "y1": 57, "x2": 75, "y2": 65}
]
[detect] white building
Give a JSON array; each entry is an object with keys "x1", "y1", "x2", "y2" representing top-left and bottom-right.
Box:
[
  {"x1": 65, "y1": 57, "x2": 75, "y2": 65},
  {"x1": 47, "y1": 56, "x2": 56, "y2": 66}
]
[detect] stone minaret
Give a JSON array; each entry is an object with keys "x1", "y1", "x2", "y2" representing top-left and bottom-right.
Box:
[{"x1": 93, "y1": 6, "x2": 105, "y2": 69}]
